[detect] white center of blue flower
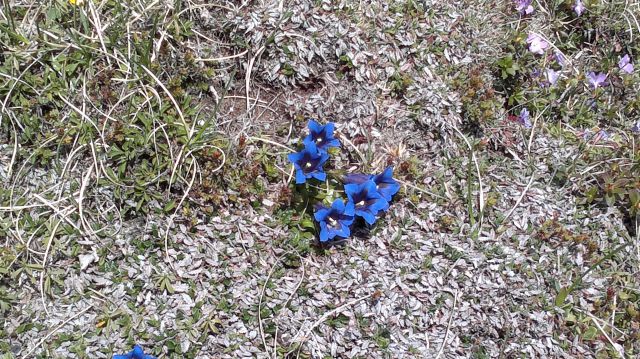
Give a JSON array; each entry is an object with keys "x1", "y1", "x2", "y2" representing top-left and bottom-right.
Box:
[
  {"x1": 316, "y1": 137, "x2": 323, "y2": 143},
  {"x1": 357, "y1": 200, "x2": 365, "y2": 207},
  {"x1": 305, "y1": 162, "x2": 312, "y2": 168},
  {"x1": 328, "y1": 217, "x2": 337, "y2": 226}
]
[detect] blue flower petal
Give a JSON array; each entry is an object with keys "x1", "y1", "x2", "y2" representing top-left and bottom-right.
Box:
[
  {"x1": 340, "y1": 215, "x2": 355, "y2": 228},
  {"x1": 114, "y1": 345, "x2": 155, "y2": 359},
  {"x1": 331, "y1": 198, "x2": 345, "y2": 212},
  {"x1": 371, "y1": 197, "x2": 389, "y2": 212},
  {"x1": 344, "y1": 201, "x2": 355, "y2": 216},
  {"x1": 308, "y1": 119, "x2": 323, "y2": 134},
  {"x1": 318, "y1": 222, "x2": 330, "y2": 242},
  {"x1": 344, "y1": 183, "x2": 358, "y2": 202},
  {"x1": 287, "y1": 152, "x2": 304, "y2": 167},
  {"x1": 304, "y1": 140, "x2": 319, "y2": 153},
  {"x1": 312, "y1": 171, "x2": 327, "y2": 181},
  {"x1": 377, "y1": 183, "x2": 400, "y2": 201},
  {"x1": 335, "y1": 223, "x2": 351, "y2": 238},
  {"x1": 314, "y1": 207, "x2": 330, "y2": 222},
  {"x1": 372, "y1": 167, "x2": 400, "y2": 201},
  {"x1": 302, "y1": 136, "x2": 317, "y2": 150},
  {"x1": 344, "y1": 173, "x2": 371, "y2": 184},
  {"x1": 295, "y1": 170, "x2": 306, "y2": 184},
  {"x1": 324, "y1": 122, "x2": 335, "y2": 136},
  {"x1": 358, "y1": 210, "x2": 377, "y2": 225}
]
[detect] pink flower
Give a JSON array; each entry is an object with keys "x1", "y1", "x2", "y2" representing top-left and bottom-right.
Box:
[
  {"x1": 619, "y1": 54, "x2": 634, "y2": 74},
  {"x1": 526, "y1": 34, "x2": 548, "y2": 55},
  {"x1": 586, "y1": 72, "x2": 608, "y2": 89},
  {"x1": 515, "y1": 0, "x2": 534, "y2": 15},
  {"x1": 545, "y1": 69, "x2": 560, "y2": 86},
  {"x1": 574, "y1": 0, "x2": 586, "y2": 16}
]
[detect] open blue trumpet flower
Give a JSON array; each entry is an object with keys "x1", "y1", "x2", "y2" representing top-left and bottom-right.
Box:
[
  {"x1": 371, "y1": 167, "x2": 400, "y2": 202},
  {"x1": 345, "y1": 180, "x2": 388, "y2": 225},
  {"x1": 287, "y1": 141, "x2": 329, "y2": 184},
  {"x1": 314, "y1": 199, "x2": 355, "y2": 242},
  {"x1": 303, "y1": 120, "x2": 340, "y2": 153}
]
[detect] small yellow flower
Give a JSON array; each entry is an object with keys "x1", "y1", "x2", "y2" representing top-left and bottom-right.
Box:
[{"x1": 69, "y1": 0, "x2": 84, "y2": 5}]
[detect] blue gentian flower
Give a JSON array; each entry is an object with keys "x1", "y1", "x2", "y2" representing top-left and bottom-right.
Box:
[
  {"x1": 114, "y1": 345, "x2": 156, "y2": 359},
  {"x1": 345, "y1": 180, "x2": 388, "y2": 225},
  {"x1": 303, "y1": 120, "x2": 340, "y2": 153},
  {"x1": 287, "y1": 141, "x2": 329, "y2": 184},
  {"x1": 371, "y1": 167, "x2": 400, "y2": 202},
  {"x1": 314, "y1": 199, "x2": 355, "y2": 242},
  {"x1": 631, "y1": 121, "x2": 640, "y2": 134}
]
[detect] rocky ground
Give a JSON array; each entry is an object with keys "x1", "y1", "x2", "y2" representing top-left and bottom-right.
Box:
[{"x1": 1, "y1": 0, "x2": 639, "y2": 358}]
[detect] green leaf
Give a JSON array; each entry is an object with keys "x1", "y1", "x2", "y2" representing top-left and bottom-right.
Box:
[
  {"x1": 605, "y1": 194, "x2": 615, "y2": 207},
  {"x1": 300, "y1": 218, "x2": 315, "y2": 230},
  {"x1": 555, "y1": 287, "x2": 569, "y2": 306},
  {"x1": 163, "y1": 200, "x2": 176, "y2": 213},
  {"x1": 582, "y1": 326, "x2": 598, "y2": 341}
]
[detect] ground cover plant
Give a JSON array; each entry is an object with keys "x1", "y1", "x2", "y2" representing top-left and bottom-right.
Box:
[{"x1": 0, "y1": 0, "x2": 639, "y2": 358}]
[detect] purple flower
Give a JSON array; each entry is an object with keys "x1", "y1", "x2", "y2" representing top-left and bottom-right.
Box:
[
  {"x1": 574, "y1": 0, "x2": 586, "y2": 16},
  {"x1": 314, "y1": 198, "x2": 355, "y2": 242},
  {"x1": 554, "y1": 52, "x2": 566, "y2": 66},
  {"x1": 114, "y1": 345, "x2": 156, "y2": 359},
  {"x1": 586, "y1": 72, "x2": 608, "y2": 89},
  {"x1": 527, "y1": 34, "x2": 548, "y2": 55},
  {"x1": 531, "y1": 68, "x2": 542, "y2": 78},
  {"x1": 344, "y1": 180, "x2": 388, "y2": 225},
  {"x1": 619, "y1": 54, "x2": 634, "y2": 74},
  {"x1": 545, "y1": 68, "x2": 560, "y2": 86},
  {"x1": 597, "y1": 130, "x2": 609, "y2": 141},
  {"x1": 515, "y1": 0, "x2": 534, "y2": 15},
  {"x1": 632, "y1": 121, "x2": 640, "y2": 134},
  {"x1": 287, "y1": 141, "x2": 329, "y2": 184},
  {"x1": 518, "y1": 108, "x2": 532, "y2": 128},
  {"x1": 303, "y1": 120, "x2": 340, "y2": 153}
]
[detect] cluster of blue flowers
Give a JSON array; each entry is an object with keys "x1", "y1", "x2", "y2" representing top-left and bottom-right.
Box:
[
  {"x1": 288, "y1": 120, "x2": 400, "y2": 243},
  {"x1": 287, "y1": 120, "x2": 339, "y2": 184}
]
